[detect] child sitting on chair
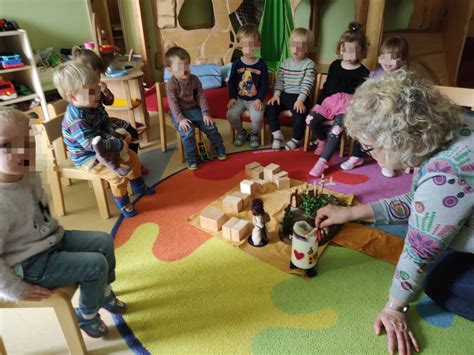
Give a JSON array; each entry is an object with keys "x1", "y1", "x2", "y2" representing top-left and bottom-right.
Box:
[
  {"x1": 53, "y1": 61, "x2": 154, "y2": 218},
  {"x1": 267, "y1": 27, "x2": 316, "y2": 150},
  {"x1": 0, "y1": 107, "x2": 125, "y2": 338},
  {"x1": 306, "y1": 22, "x2": 369, "y2": 177},
  {"x1": 165, "y1": 46, "x2": 226, "y2": 170},
  {"x1": 72, "y1": 46, "x2": 149, "y2": 175},
  {"x1": 338, "y1": 36, "x2": 409, "y2": 178},
  {"x1": 226, "y1": 24, "x2": 269, "y2": 149}
]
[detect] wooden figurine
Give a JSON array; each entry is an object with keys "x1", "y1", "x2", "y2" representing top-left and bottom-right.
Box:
[
  {"x1": 263, "y1": 163, "x2": 281, "y2": 183},
  {"x1": 248, "y1": 198, "x2": 270, "y2": 247},
  {"x1": 222, "y1": 195, "x2": 243, "y2": 214},
  {"x1": 200, "y1": 206, "x2": 227, "y2": 232},
  {"x1": 245, "y1": 162, "x2": 261, "y2": 177},
  {"x1": 240, "y1": 179, "x2": 256, "y2": 196}
]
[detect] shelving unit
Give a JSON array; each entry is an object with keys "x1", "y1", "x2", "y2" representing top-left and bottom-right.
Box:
[{"x1": 0, "y1": 30, "x2": 49, "y2": 120}]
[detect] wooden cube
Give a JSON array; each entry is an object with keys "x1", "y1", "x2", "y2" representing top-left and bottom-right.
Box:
[
  {"x1": 231, "y1": 219, "x2": 251, "y2": 242},
  {"x1": 264, "y1": 163, "x2": 281, "y2": 182},
  {"x1": 231, "y1": 191, "x2": 251, "y2": 207},
  {"x1": 223, "y1": 195, "x2": 243, "y2": 214},
  {"x1": 251, "y1": 166, "x2": 264, "y2": 180},
  {"x1": 252, "y1": 178, "x2": 267, "y2": 193},
  {"x1": 240, "y1": 179, "x2": 256, "y2": 196},
  {"x1": 275, "y1": 177, "x2": 291, "y2": 189},
  {"x1": 245, "y1": 162, "x2": 261, "y2": 177},
  {"x1": 273, "y1": 171, "x2": 289, "y2": 183},
  {"x1": 222, "y1": 217, "x2": 240, "y2": 241},
  {"x1": 200, "y1": 206, "x2": 227, "y2": 232}
]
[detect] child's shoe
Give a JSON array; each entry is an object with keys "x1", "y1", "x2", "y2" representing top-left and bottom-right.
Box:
[
  {"x1": 75, "y1": 309, "x2": 108, "y2": 338},
  {"x1": 130, "y1": 177, "x2": 155, "y2": 195},
  {"x1": 114, "y1": 195, "x2": 137, "y2": 218},
  {"x1": 272, "y1": 130, "x2": 284, "y2": 150},
  {"x1": 340, "y1": 156, "x2": 364, "y2": 170},
  {"x1": 187, "y1": 162, "x2": 199, "y2": 170},
  {"x1": 309, "y1": 158, "x2": 329, "y2": 177},
  {"x1": 140, "y1": 165, "x2": 149, "y2": 176},
  {"x1": 314, "y1": 138, "x2": 327, "y2": 156},
  {"x1": 217, "y1": 153, "x2": 227, "y2": 161},
  {"x1": 249, "y1": 133, "x2": 260, "y2": 149},
  {"x1": 233, "y1": 128, "x2": 248, "y2": 147},
  {"x1": 285, "y1": 138, "x2": 301, "y2": 151},
  {"x1": 381, "y1": 167, "x2": 395, "y2": 177},
  {"x1": 103, "y1": 291, "x2": 127, "y2": 315}
]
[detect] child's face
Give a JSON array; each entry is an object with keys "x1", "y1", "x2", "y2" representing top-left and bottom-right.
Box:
[
  {"x1": 170, "y1": 57, "x2": 190, "y2": 80},
  {"x1": 341, "y1": 42, "x2": 362, "y2": 64},
  {"x1": 0, "y1": 120, "x2": 33, "y2": 178},
  {"x1": 378, "y1": 52, "x2": 403, "y2": 72},
  {"x1": 290, "y1": 38, "x2": 309, "y2": 61},
  {"x1": 70, "y1": 83, "x2": 101, "y2": 109},
  {"x1": 240, "y1": 35, "x2": 260, "y2": 58}
]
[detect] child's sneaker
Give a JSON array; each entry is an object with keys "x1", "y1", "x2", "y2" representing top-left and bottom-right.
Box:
[
  {"x1": 381, "y1": 167, "x2": 395, "y2": 177},
  {"x1": 114, "y1": 195, "x2": 137, "y2": 218},
  {"x1": 272, "y1": 130, "x2": 284, "y2": 150},
  {"x1": 75, "y1": 309, "x2": 108, "y2": 338},
  {"x1": 130, "y1": 177, "x2": 155, "y2": 195},
  {"x1": 340, "y1": 156, "x2": 364, "y2": 170},
  {"x1": 249, "y1": 133, "x2": 260, "y2": 149},
  {"x1": 309, "y1": 158, "x2": 329, "y2": 177},
  {"x1": 187, "y1": 162, "x2": 199, "y2": 170},
  {"x1": 314, "y1": 138, "x2": 327, "y2": 156},
  {"x1": 285, "y1": 138, "x2": 301, "y2": 151},
  {"x1": 103, "y1": 291, "x2": 127, "y2": 315},
  {"x1": 217, "y1": 153, "x2": 227, "y2": 161},
  {"x1": 233, "y1": 129, "x2": 248, "y2": 147}
]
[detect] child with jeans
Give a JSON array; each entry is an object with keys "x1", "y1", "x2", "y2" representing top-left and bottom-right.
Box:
[
  {"x1": 53, "y1": 61, "x2": 154, "y2": 218},
  {"x1": 165, "y1": 46, "x2": 226, "y2": 170},
  {"x1": 0, "y1": 107, "x2": 124, "y2": 338},
  {"x1": 226, "y1": 24, "x2": 269, "y2": 149},
  {"x1": 267, "y1": 27, "x2": 316, "y2": 151}
]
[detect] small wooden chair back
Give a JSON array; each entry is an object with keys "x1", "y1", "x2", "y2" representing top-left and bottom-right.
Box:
[{"x1": 435, "y1": 86, "x2": 474, "y2": 110}]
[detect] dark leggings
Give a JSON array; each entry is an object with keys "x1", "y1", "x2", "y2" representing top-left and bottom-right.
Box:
[{"x1": 424, "y1": 249, "x2": 474, "y2": 321}]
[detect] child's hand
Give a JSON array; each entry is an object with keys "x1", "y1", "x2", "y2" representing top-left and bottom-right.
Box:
[
  {"x1": 203, "y1": 114, "x2": 214, "y2": 126},
  {"x1": 122, "y1": 131, "x2": 132, "y2": 144},
  {"x1": 293, "y1": 99, "x2": 306, "y2": 114},
  {"x1": 253, "y1": 99, "x2": 263, "y2": 112},
  {"x1": 99, "y1": 82, "x2": 108, "y2": 92},
  {"x1": 268, "y1": 96, "x2": 280, "y2": 106},
  {"x1": 227, "y1": 98, "x2": 237, "y2": 109},
  {"x1": 20, "y1": 284, "x2": 52, "y2": 301},
  {"x1": 179, "y1": 119, "x2": 192, "y2": 132}
]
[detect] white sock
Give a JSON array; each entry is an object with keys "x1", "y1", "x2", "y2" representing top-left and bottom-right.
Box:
[
  {"x1": 272, "y1": 130, "x2": 283, "y2": 149},
  {"x1": 104, "y1": 284, "x2": 112, "y2": 298},
  {"x1": 81, "y1": 311, "x2": 98, "y2": 320},
  {"x1": 285, "y1": 138, "x2": 300, "y2": 151}
]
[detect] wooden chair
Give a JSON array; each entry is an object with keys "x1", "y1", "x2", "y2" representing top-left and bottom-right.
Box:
[
  {"x1": 42, "y1": 114, "x2": 111, "y2": 219},
  {"x1": 435, "y1": 85, "x2": 474, "y2": 110},
  {"x1": 0, "y1": 285, "x2": 87, "y2": 354}
]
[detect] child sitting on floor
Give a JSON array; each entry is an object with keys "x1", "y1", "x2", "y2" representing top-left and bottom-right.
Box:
[
  {"x1": 306, "y1": 22, "x2": 369, "y2": 177},
  {"x1": 53, "y1": 61, "x2": 155, "y2": 218},
  {"x1": 72, "y1": 46, "x2": 149, "y2": 175},
  {"x1": 0, "y1": 107, "x2": 125, "y2": 338},
  {"x1": 165, "y1": 46, "x2": 226, "y2": 170},
  {"x1": 339, "y1": 36, "x2": 409, "y2": 177},
  {"x1": 226, "y1": 23, "x2": 269, "y2": 149},
  {"x1": 267, "y1": 27, "x2": 316, "y2": 151}
]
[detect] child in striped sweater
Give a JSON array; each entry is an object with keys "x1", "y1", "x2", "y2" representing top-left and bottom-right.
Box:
[
  {"x1": 53, "y1": 61, "x2": 154, "y2": 218},
  {"x1": 267, "y1": 28, "x2": 316, "y2": 150}
]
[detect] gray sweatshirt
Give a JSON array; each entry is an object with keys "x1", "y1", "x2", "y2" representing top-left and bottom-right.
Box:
[
  {"x1": 0, "y1": 173, "x2": 64, "y2": 301},
  {"x1": 273, "y1": 57, "x2": 316, "y2": 102}
]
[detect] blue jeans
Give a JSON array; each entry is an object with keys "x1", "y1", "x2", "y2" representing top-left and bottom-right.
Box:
[
  {"x1": 424, "y1": 249, "x2": 474, "y2": 321},
  {"x1": 169, "y1": 108, "x2": 225, "y2": 165},
  {"x1": 21, "y1": 230, "x2": 116, "y2": 315}
]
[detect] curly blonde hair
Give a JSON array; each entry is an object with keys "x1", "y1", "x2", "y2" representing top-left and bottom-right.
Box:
[{"x1": 345, "y1": 69, "x2": 463, "y2": 168}]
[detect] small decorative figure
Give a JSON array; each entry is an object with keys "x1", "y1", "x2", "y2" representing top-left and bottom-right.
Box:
[
  {"x1": 249, "y1": 198, "x2": 270, "y2": 247},
  {"x1": 290, "y1": 221, "x2": 318, "y2": 277}
]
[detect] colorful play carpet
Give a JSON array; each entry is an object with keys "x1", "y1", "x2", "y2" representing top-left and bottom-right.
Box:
[{"x1": 111, "y1": 149, "x2": 474, "y2": 354}]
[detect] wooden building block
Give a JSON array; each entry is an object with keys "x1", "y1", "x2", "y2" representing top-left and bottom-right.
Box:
[
  {"x1": 223, "y1": 195, "x2": 243, "y2": 214},
  {"x1": 251, "y1": 166, "x2": 264, "y2": 180},
  {"x1": 200, "y1": 206, "x2": 227, "y2": 232},
  {"x1": 231, "y1": 191, "x2": 251, "y2": 207},
  {"x1": 252, "y1": 179, "x2": 267, "y2": 193},
  {"x1": 264, "y1": 163, "x2": 281, "y2": 182},
  {"x1": 275, "y1": 177, "x2": 291, "y2": 190},
  {"x1": 273, "y1": 171, "x2": 289, "y2": 183},
  {"x1": 245, "y1": 162, "x2": 261, "y2": 177},
  {"x1": 222, "y1": 217, "x2": 239, "y2": 241},
  {"x1": 240, "y1": 179, "x2": 256, "y2": 196},
  {"x1": 231, "y1": 219, "x2": 250, "y2": 242}
]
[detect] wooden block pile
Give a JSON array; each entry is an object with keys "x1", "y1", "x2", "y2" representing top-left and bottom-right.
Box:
[{"x1": 242, "y1": 162, "x2": 291, "y2": 195}]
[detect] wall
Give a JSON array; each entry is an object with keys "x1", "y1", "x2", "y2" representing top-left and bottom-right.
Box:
[{"x1": 0, "y1": 0, "x2": 93, "y2": 50}]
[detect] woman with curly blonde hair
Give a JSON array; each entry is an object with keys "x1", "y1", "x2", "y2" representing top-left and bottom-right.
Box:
[{"x1": 316, "y1": 69, "x2": 474, "y2": 355}]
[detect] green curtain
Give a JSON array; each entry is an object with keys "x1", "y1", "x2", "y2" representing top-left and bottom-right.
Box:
[{"x1": 259, "y1": 0, "x2": 294, "y2": 72}]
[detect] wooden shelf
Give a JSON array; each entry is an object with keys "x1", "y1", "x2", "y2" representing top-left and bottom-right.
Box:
[
  {"x1": 0, "y1": 65, "x2": 32, "y2": 74},
  {"x1": 0, "y1": 93, "x2": 39, "y2": 106},
  {"x1": 0, "y1": 30, "x2": 23, "y2": 37}
]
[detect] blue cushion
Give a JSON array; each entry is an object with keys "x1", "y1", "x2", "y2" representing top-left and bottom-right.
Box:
[
  {"x1": 163, "y1": 64, "x2": 222, "y2": 90},
  {"x1": 221, "y1": 63, "x2": 233, "y2": 85}
]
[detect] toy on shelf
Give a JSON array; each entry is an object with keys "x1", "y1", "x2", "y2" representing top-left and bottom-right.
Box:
[
  {"x1": 290, "y1": 221, "x2": 318, "y2": 278},
  {"x1": 249, "y1": 198, "x2": 270, "y2": 247},
  {"x1": 0, "y1": 19, "x2": 20, "y2": 32},
  {"x1": 0, "y1": 79, "x2": 17, "y2": 100},
  {"x1": 105, "y1": 61, "x2": 128, "y2": 78},
  {"x1": 0, "y1": 54, "x2": 24, "y2": 69}
]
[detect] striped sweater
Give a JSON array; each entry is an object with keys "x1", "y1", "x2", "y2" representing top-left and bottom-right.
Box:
[
  {"x1": 166, "y1": 74, "x2": 210, "y2": 123},
  {"x1": 62, "y1": 104, "x2": 123, "y2": 167},
  {"x1": 273, "y1": 57, "x2": 316, "y2": 102}
]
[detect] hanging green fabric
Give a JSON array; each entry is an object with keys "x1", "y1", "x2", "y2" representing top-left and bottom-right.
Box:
[{"x1": 259, "y1": 0, "x2": 294, "y2": 72}]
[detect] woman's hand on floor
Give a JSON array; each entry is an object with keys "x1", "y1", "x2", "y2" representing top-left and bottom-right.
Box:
[
  {"x1": 20, "y1": 284, "x2": 52, "y2": 301},
  {"x1": 315, "y1": 205, "x2": 353, "y2": 228}
]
